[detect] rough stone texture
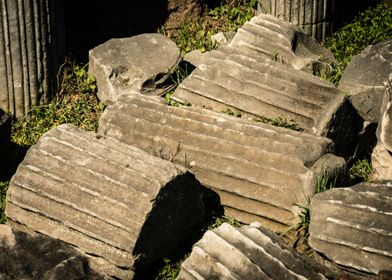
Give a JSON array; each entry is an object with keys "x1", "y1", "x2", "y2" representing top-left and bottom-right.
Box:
[
  {"x1": 380, "y1": 75, "x2": 392, "y2": 153},
  {"x1": 98, "y1": 94, "x2": 345, "y2": 232},
  {"x1": 339, "y1": 39, "x2": 392, "y2": 123},
  {"x1": 172, "y1": 45, "x2": 362, "y2": 157},
  {"x1": 177, "y1": 222, "x2": 334, "y2": 280},
  {"x1": 5, "y1": 124, "x2": 205, "y2": 279},
  {"x1": 309, "y1": 181, "x2": 392, "y2": 275},
  {"x1": 257, "y1": 0, "x2": 335, "y2": 41},
  {"x1": 0, "y1": 224, "x2": 103, "y2": 279},
  {"x1": 89, "y1": 34, "x2": 182, "y2": 105},
  {"x1": 229, "y1": 14, "x2": 336, "y2": 73},
  {"x1": 371, "y1": 74, "x2": 392, "y2": 180},
  {"x1": 0, "y1": 0, "x2": 65, "y2": 117}
]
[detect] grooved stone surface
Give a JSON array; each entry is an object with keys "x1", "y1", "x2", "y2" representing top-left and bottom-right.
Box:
[
  {"x1": 177, "y1": 222, "x2": 332, "y2": 280},
  {"x1": 0, "y1": 0, "x2": 65, "y2": 117},
  {"x1": 5, "y1": 124, "x2": 205, "y2": 279},
  {"x1": 98, "y1": 94, "x2": 342, "y2": 232},
  {"x1": 89, "y1": 34, "x2": 182, "y2": 105},
  {"x1": 339, "y1": 39, "x2": 392, "y2": 123},
  {"x1": 229, "y1": 14, "x2": 336, "y2": 71},
  {"x1": 172, "y1": 45, "x2": 361, "y2": 157},
  {"x1": 308, "y1": 182, "x2": 392, "y2": 275},
  {"x1": 257, "y1": 0, "x2": 334, "y2": 41}
]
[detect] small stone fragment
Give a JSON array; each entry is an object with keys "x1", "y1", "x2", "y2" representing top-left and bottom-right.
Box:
[
  {"x1": 339, "y1": 39, "x2": 392, "y2": 123},
  {"x1": 89, "y1": 34, "x2": 182, "y2": 104}
]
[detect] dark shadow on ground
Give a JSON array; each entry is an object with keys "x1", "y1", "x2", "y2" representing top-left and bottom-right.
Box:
[{"x1": 64, "y1": 0, "x2": 169, "y2": 61}]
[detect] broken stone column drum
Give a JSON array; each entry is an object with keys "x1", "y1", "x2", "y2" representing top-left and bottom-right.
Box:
[
  {"x1": 257, "y1": 0, "x2": 335, "y2": 41},
  {"x1": 0, "y1": 0, "x2": 65, "y2": 117}
]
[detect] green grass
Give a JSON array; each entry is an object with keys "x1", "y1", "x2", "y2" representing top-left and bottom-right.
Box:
[
  {"x1": 254, "y1": 116, "x2": 303, "y2": 131},
  {"x1": 0, "y1": 181, "x2": 9, "y2": 224},
  {"x1": 207, "y1": 215, "x2": 243, "y2": 230},
  {"x1": 166, "y1": 0, "x2": 257, "y2": 53},
  {"x1": 323, "y1": 2, "x2": 392, "y2": 84},
  {"x1": 282, "y1": 173, "x2": 337, "y2": 250},
  {"x1": 156, "y1": 257, "x2": 183, "y2": 280},
  {"x1": 349, "y1": 158, "x2": 372, "y2": 182},
  {"x1": 11, "y1": 59, "x2": 104, "y2": 147}
]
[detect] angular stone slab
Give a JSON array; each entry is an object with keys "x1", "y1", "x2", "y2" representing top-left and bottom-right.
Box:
[
  {"x1": 257, "y1": 0, "x2": 334, "y2": 41},
  {"x1": 0, "y1": 0, "x2": 65, "y2": 117},
  {"x1": 177, "y1": 222, "x2": 334, "y2": 279},
  {"x1": 172, "y1": 46, "x2": 362, "y2": 157},
  {"x1": 89, "y1": 34, "x2": 182, "y2": 105},
  {"x1": 99, "y1": 94, "x2": 343, "y2": 232},
  {"x1": 0, "y1": 224, "x2": 102, "y2": 279},
  {"x1": 309, "y1": 182, "x2": 392, "y2": 275},
  {"x1": 5, "y1": 124, "x2": 205, "y2": 279},
  {"x1": 229, "y1": 14, "x2": 336, "y2": 72},
  {"x1": 339, "y1": 39, "x2": 392, "y2": 123},
  {"x1": 371, "y1": 74, "x2": 392, "y2": 181}
]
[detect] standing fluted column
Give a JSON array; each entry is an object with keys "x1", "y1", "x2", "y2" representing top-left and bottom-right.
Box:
[
  {"x1": 257, "y1": 0, "x2": 335, "y2": 41},
  {"x1": 0, "y1": 0, "x2": 64, "y2": 117}
]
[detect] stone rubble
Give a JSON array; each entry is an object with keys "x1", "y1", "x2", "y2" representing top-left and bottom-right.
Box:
[
  {"x1": 371, "y1": 74, "x2": 392, "y2": 180},
  {"x1": 5, "y1": 124, "x2": 205, "y2": 278},
  {"x1": 309, "y1": 181, "x2": 392, "y2": 275},
  {"x1": 177, "y1": 222, "x2": 335, "y2": 280},
  {"x1": 173, "y1": 45, "x2": 362, "y2": 157},
  {"x1": 339, "y1": 39, "x2": 392, "y2": 123},
  {"x1": 89, "y1": 34, "x2": 182, "y2": 105},
  {"x1": 99, "y1": 94, "x2": 345, "y2": 232}
]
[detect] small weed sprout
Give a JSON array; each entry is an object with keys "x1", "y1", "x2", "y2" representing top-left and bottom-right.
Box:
[
  {"x1": 0, "y1": 181, "x2": 9, "y2": 224},
  {"x1": 163, "y1": 65, "x2": 191, "y2": 107},
  {"x1": 254, "y1": 116, "x2": 303, "y2": 131},
  {"x1": 156, "y1": 257, "x2": 182, "y2": 280},
  {"x1": 222, "y1": 108, "x2": 242, "y2": 118},
  {"x1": 349, "y1": 158, "x2": 372, "y2": 182},
  {"x1": 208, "y1": 215, "x2": 242, "y2": 230}
]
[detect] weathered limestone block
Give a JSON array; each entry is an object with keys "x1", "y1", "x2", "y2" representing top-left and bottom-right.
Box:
[
  {"x1": 177, "y1": 222, "x2": 334, "y2": 279},
  {"x1": 172, "y1": 46, "x2": 362, "y2": 157},
  {"x1": 371, "y1": 74, "x2": 392, "y2": 180},
  {"x1": 309, "y1": 182, "x2": 392, "y2": 275},
  {"x1": 5, "y1": 124, "x2": 205, "y2": 279},
  {"x1": 99, "y1": 94, "x2": 344, "y2": 232},
  {"x1": 0, "y1": 224, "x2": 103, "y2": 279},
  {"x1": 339, "y1": 39, "x2": 392, "y2": 123},
  {"x1": 0, "y1": 0, "x2": 65, "y2": 117},
  {"x1": 89, "y1": 34, "x2": 182, "y2": 105},
  {"x1": 229, "y1": 14, "x2": 336, "y2": 73},
  {"x1": 257, "y1": 0, "x2": 335, "y2": 41}
]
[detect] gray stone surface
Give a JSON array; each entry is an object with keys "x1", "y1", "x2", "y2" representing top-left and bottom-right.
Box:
[
  {"x1": 0, "y1": 224, "x2": 103, "y2": 279},
  {"x1": 371, "y1": 75, "x2": 392, "y2": 180},
  {"x1": 339, "y1": 39, "x2": 392, "y2": 123},
  {"x1": 89, "y1": 34, "x2": 182, "y2": 105},
  {"x1": 0, "y1": 0, "x2": 65, "y2": 117},
  {"x1": 99, "y1": 94, "x2": 344, "y2": 232},
  {"x1": 177, "y1": 222, "x2": 334, "y2": 280},
  {"x1": 5, "y1": 124, "x2": 205, "y2": 279},
  {"x1": 172, "y1": 45, "x2": 362, "y2": 157},
  {"x1": 257, "y1": 0, "x2": 335, "y2": 41},
  {"x1": 309, "y1": 181, "x2": 392, "y2": 275},
  {"x1": 229, "y1": 14, "x2": 336, "y2": 72}
]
